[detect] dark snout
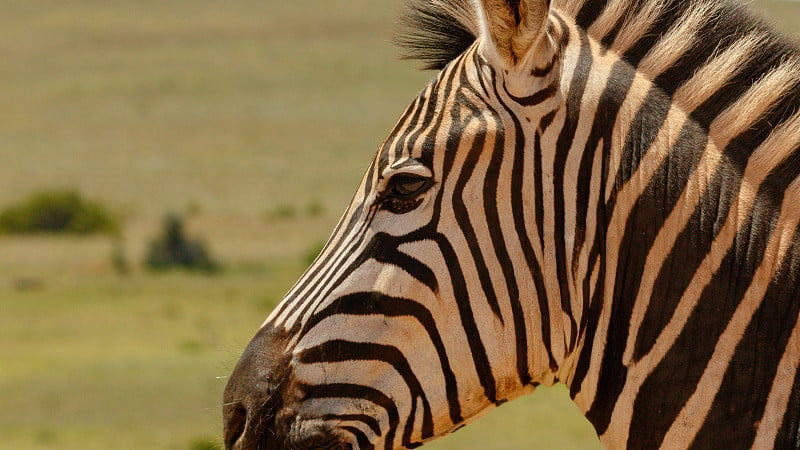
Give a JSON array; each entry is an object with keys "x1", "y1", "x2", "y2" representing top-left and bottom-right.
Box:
[
  {"x1": 223, "y1": 326, "x2": 352, "y2": 450},
  {"x1": 223, "y1": 325, "x2": 290, "y2": 449}
]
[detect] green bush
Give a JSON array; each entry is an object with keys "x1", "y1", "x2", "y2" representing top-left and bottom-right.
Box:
[
  {"x1": 110, "y1": 238, "x2": 129, "y2": 275},
  {"x1": 262, "y1": 203, "x2": 296, "y2": 222},
  {"x1": 306, "y1": 199, "x2": 323, "y2": 216},
  {"x1": 144, "y1": 214, "x2": 219, "y2": 273},
  {"x1": 0, "y1": 190, "x2": 118, "y2": 235}
]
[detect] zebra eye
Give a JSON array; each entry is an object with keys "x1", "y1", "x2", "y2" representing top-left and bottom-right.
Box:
[
  {"x1": 381, "y1": 174, "x2": 432, "y2": 214},
  {"x1": 390, "y1": 175, "x2": 429, "y2": 197}
]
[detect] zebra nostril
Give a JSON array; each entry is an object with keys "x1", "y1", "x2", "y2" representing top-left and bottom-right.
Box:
[{"x1": 224, "y1": 402, "x2": 247, "y2": 449}]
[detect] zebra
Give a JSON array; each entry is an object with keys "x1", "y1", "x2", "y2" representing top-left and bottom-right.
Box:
[{"x1": 223, "y1": 0, "x2": 800, "y2": 447}]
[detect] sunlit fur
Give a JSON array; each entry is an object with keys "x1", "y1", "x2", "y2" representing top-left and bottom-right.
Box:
[{"x1": 230, "y1": 0, "x2": 800, "y2": 447}]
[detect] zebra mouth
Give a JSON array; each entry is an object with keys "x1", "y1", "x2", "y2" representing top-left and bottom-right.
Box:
[
  {"x1": 229, "y1": 407, "x2": 354, "y2": 450},
  {"x1": 223, "y1": 395, "x2": 283, "y2": 449},
  {"x1": 280, "y1": 415, "x2": 354, "y2": 450},
  {"x1": 225, "y1": 403, "x2": 354, "y2": 449},
  {"x1": 223, "y1": 325, "x2": 356, "y2": 449}
]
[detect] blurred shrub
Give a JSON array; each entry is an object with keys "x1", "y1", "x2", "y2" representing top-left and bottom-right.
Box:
[
  {"x1": 306, "y1": 199, "x2": 323, "y2": 217},
  {"x1": 12, "y1": 276, "x2": 44, "y2": 292},
  {"x1": 0, "y1": 190, "x2": 118, "y2": 235},
  {"x1": 263, "y1": 200, "x2": 324, "y2": 223},
  {"x1": 178, "y1": 338, "x2": 207, "y2": 353},
  {"x1": 263, "y1": 204, "x2": 296, "y2": 222},
  {"x1": 110, "y1": 237, "x2": 129, "y2": 275},
  {"x1": 185, "y1": 200, "x2": 202, "y2": 217},
  {"x1": 144, "y1": 214, "x2": 219, "y2": 273}
]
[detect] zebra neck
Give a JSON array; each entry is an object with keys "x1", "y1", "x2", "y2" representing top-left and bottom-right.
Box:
[{"x1": 549, "y1": 8, "x2": 800, "y2": 447}]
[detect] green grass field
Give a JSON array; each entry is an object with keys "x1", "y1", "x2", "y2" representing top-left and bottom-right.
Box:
[{"x1": 1, "y1": 1, "x2": 796, "y2": 448}]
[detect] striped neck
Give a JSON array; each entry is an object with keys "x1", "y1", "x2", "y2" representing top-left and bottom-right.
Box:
[{"x1": 547, "y1": 4, "x2": 800, "y2": 447}]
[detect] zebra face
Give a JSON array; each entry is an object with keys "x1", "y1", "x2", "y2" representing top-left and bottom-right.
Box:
[
  {"x1": 225, "y1": 1, "x2": 563, "y2": 449},
  {"x1": 225, "y1": 0, "x2": 800, "y2": 446}
]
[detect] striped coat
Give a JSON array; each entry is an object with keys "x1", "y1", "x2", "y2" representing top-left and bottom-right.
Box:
[{"x1": 224, "y1": 0, "x2": 800, "y2": 448}]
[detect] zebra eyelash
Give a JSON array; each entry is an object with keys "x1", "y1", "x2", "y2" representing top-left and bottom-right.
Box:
[
  {"x1": 379, "y1": 174, "x2": 433, "y2": 214},
  {"x1": 383, "y1": 197, "x2": 425, "y2": 214}
]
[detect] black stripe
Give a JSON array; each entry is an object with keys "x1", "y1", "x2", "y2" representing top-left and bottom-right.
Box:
[
  {"x1": 692, "y1": 222, "x2": 800, "y2": 448},
  {"x1": 569, "y1": 247, "x2": 605, "y2": 400},
  {"x1": 419, "y1": 51, "x2": 501, "y2": 407},
  {"x1": 427, "y1": 67, "x2": 499, "y2": 402},
  {"x1": 321, "y1": 414, "x2": 382, "y2": 437},
  {"x1": 496, "y1": 79, "x2": 535, "y2": 384},
  {"x1": 690, "y1": 45, "x2": 789, "y2": 131},
  {"x1": 654, "y1": 14, "x2": 747, "y2": 98},
  {"x1": 505, "y1": 82, "x2": 558, "y2": 107},
  {"x1": 273, "y1": 154, "x2": 381, "y2": 322},
  {"x1": 570, "y1": 59, "x2": 634, "y2": 278},
  {"x1": 300, "y1": 383, "x2": 399, "y2": 450},
  {"x1": 281, "y1": 207, "x2": 378, "y2": 324},
  {"x1": 539, "y1": 109, "x2": 557, "y2": 131},
  {"x1": 598, "y1": 13, "x2": 625, "y2": 49},
  {"x1": 434, "y1": 234, "x2": 498, "y2": 404},
  {"x1": 575, "y1": 0, "x2": 610, "y2": 31},
  {"x1": 340, "y1": 426, "x2": 374, "y2": 450},
  {"x1": 450, "y1": 93, "x2": 504, "y2": 320},
  {"x1": 299, "y1": 340, "x2": 434, "y2": 443},
  {"x1": 299, "y1": 292, "x2": 463, "y2": 425},
  {"x1": 586, "y1": 121, "x2": 709, "y2": 435},
  {"x1": 609, "y1": 85, "x2": 671, "y2": 196},
  {"x1": 370, "y1": 232, "x2": 439, "y2": 293},
  {"x1": 531, "y1": 54, "x2": 558, "y2": 78},
  {"x1": 278, "y1": 54, "x2": 469, "y2": 324},
  {"x1": 533, "y1": 131, "x2": 546, "y2": 249},
  {"x1": 616, "y1": 120, "x2": 708, "y2": 362},
  {"x1": 417, "y1": 48, "x2": 471, "y2": 169},
  {"x1": 393, "y1": 69, "x2": 446, "y2": 162},
  {"x1": 628, "y1": 177, "x2": 784, "y2": 447},
  {"x1": 553, "y1": 28, "x2": 595, "y2": 347},
  {"x1": 385, "y1": 91, "x2": 427, "y2": 164},
  {"x1": 622, "y1": 0, "x2": 683, "y2": 69},
  {"x1": 777, "y1": 346, "x2": 800, "y2": 447}
]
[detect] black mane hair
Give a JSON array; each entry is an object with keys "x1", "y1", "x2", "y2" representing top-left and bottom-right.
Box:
[
  {"x1": 396, "y1": 0, "x2": 799, "y2": 77},
  {"x1": 395, "y1": 0, "x2": 800, "y2": 214},
  {"x1": 396, "y1": 0, "x2": 478, "y2": 70}
]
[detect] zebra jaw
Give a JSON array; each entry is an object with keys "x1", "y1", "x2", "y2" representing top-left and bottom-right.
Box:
[{"x1": 222, "y1": 326, "x2": 356, "y2": 449}]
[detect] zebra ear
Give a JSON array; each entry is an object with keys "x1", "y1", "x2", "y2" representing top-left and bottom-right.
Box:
[{"x1": 473, "y1": 0, "x2": 551, "y2": 68}]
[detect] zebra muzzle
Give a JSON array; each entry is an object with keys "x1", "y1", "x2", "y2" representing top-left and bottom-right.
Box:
[
  {"x1": 223, "y1": 325, "x2": 354, "y2": 449},
  {"x1": 223, "y1": 325, "x2": 291, "y2": 449}
]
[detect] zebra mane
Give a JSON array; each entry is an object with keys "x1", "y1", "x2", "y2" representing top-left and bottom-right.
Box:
[
  {"x1": 398, "y1": 0, "x2": 800, "y2": 178},
  {"x1": 396, "y1": 0, "x2": 480, "y2": 70},
  {"x1": 397, "y1": 0, "x2": 800, "y2": 75}
]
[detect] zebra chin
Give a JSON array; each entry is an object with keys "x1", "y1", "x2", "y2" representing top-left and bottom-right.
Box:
[{"x1": 223, "y1": 325, "x2": 365, "y2": 450}]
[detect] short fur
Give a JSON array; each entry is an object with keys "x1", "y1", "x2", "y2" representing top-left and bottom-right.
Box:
[
  {"x1": 396, "y1": 0, "x2": 478, "y2": 69},
  {"x1": 397, "y1": 0, "x2": 799, "y2": 78},
  {"x1": 397, "y1": 0, "x2": 800, "y2": 199}
]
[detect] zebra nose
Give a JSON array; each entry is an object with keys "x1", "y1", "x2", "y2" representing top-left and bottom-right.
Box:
[{"x1": 223, "y1": 326, "x2": 291, "y2": 450}]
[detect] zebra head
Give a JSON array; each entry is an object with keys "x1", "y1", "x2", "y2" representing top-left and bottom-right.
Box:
[
  {"x1": 225, "y1": 0, "x2": 800, "y2": 445},
  {"x1": 224, "y1": 0, "x2": 572, "y2": 448}
]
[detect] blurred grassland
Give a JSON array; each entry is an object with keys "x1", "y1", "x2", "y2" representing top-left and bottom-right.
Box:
[{"x1": 0, "y1": 0, "x2": 796, "y2": 449}]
